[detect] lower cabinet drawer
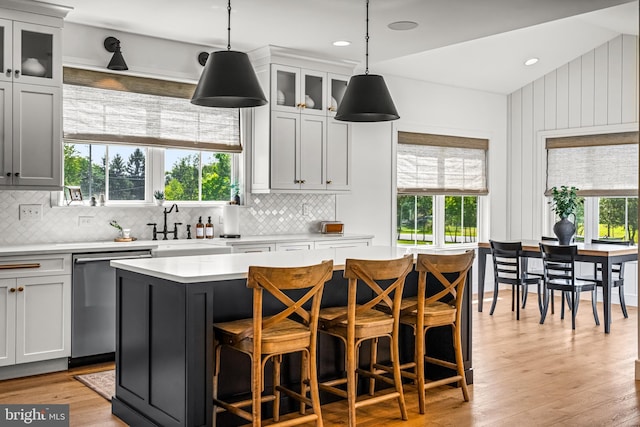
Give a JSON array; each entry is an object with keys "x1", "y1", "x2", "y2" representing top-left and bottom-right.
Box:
[{"x1": 0, "y1": 254, "x2": 72, "y2": 279}]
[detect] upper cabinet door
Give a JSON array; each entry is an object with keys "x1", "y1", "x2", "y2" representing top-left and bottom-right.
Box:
[
  {"x1": 0, "y1": 81, "x2": 12, "y2": 187},
  {"x1": 0, "y1": 19, "x2": 11, "y2": 84},
  {"x1": 272, "y1": 64, "x2": 300, "y2": 113},
  {"x1": 12, "y1": 22, "x2": 61, "y2": 87},
  {"x1": 327, "y1": 73, "x2": 349, "y2": 117},
  {"x1": 300, "y1": 69, "x2": 326, "y2": 116}
]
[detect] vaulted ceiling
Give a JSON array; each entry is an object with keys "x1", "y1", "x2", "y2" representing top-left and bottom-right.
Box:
[{"x1": 61, "y1": 0, "x2": 639, "y2": 94}]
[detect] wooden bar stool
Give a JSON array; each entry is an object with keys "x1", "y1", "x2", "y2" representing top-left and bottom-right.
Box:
[
  {"x1": 212, "y1": 260, "x2": 334, "y2": 427},
  {"x1": 317, "y1": 254, "x2": 413, "y2": 427},
  {"x1": 394, "y1": 251, "x2": 474, "y2": 414}
]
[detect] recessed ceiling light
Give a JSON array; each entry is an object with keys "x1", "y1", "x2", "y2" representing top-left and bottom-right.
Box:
[
  {"x1": 388, "y1": 21, "x2": 418, "y2": 31},
  {"x1": 524, "y1": 57, "x2": 539, "y2": 66},
  {"x1": 333, "y1": 40, "x2": 351, "y2": 47}
]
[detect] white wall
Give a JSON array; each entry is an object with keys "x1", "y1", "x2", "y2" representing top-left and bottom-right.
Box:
[{"x1": 336, "y1": 75, "x2": 508, "y2": 295}]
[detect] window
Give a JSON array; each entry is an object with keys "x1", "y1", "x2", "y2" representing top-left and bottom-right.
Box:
[
  {"x1": 64, "y1": 143, "x2": 146, "y2": 201},
  {"x1": 62, "y1": 68, "x2": 240, "y2": 204},
  {"x1": 597, "y1": 197, "x2": 637, "y2": 242},
  {"x1": 164, "y1": 149, "x2": 231, "y2": 201},
  {"x1": 396, "y1": 131, "x2": 487, "y2": 247},
  {"x1": 545, "y1": 131, "x2": 638, "y2": 243}
]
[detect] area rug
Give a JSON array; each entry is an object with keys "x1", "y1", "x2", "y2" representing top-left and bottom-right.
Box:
[{"x1": 74, "y1": 370, "x2": 115, "y2": 401}]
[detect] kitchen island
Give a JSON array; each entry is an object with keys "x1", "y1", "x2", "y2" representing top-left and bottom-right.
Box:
[{"x1": 110, "y1": 246, "x2": 473, "y2": 427}]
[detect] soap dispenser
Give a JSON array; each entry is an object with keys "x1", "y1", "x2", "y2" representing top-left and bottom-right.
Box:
[
  {"x1": 196, "y1": 216, "x2": 204, "y2": 239},
  {"x1": 205, "y1": 216, "x2": 214, "y2": 239}
]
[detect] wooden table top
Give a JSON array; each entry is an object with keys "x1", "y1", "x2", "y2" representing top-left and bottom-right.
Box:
[{"x1": 478, "y1": 240, "x2": 638, "y2": 257}]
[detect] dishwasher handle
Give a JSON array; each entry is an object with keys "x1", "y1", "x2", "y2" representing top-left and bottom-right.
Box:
[{"x1": 74, "y1": 253, "x2": 153, "y2": 264}]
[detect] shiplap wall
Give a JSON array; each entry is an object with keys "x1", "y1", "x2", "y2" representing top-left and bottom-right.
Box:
[
  {"x1": 506, "y1": 34, "x2": 639, "y2": 307},
  {"x1": 507, "y1": 34, "x2": 638, "y2": 241}
]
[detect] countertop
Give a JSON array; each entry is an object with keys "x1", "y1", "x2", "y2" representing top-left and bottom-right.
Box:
[
  {"x1": 0, "y1": 233, "x2": 374, "y2": 257},
  {"x1": 111, "y1": 245, "x2": 407, "y2": 283}
]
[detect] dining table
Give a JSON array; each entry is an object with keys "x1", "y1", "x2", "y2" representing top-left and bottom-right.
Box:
[{"x1": 476, "y1": 240, "x2": 638, "y2": 333}]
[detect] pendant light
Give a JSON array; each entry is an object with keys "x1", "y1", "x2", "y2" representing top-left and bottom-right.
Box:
[
  {"x1": 335, "y1": 0, "x2": 399, "y2": 122},
  {"x1": 191, "y1": 0, "x2": 267, "y2": 108}
]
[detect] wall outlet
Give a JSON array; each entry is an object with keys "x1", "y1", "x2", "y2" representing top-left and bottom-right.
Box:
[
  {"x1": 302, "y1": 203, "x2": 309, "y2": 216},
  {"x1": 19, "y1": 204, "x2": 42, "y2": 221},
  {"x1": 78, "y1": 216, "x2": 94, "y2": 226}
]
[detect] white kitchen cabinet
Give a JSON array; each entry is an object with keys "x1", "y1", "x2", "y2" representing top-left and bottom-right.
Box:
[
  {"x1": 0, "y1": 83, "x2": 61, "y2": 188},
  {"x1": 0, "y1": 19, "x2": 61, "y2": 87},
  {"x1": 272, "y1": 64, "x2": 327, "y2": 117},
  {"x1": 0, "y1": 254, "x2": 71, "y2": 368},
  {"x1": 275, "y1": 241, "x2": 314, "y2": 251},
  {"x1": 231, "y1": 243, "x2": 276, "y2": 253},
  {"x1": 0, "y1": 5, "x2": 67, "y2": 190},
  {"x1": 248, "y1": 47, "x2": 353, "y2": 193},
  {"x1": 314, "y1": 239, "x2": 372, "y2": 249}
]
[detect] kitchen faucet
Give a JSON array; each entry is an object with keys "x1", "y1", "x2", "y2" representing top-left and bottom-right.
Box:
[{"x1": 147, "y1": 203, "x2": 182, "y2": 240}]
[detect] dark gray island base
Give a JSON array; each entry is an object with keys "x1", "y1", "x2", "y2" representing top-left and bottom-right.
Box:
[{"x1": 112, "y1": 262, "x2": 473, "y2": 426}]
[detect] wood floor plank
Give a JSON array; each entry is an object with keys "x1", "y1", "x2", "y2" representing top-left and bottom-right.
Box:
[{"x1": 0, "y1": 291, "x2": 636, "y2": 426}]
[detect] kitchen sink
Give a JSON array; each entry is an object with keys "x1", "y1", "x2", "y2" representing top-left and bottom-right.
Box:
[{"x1": 151, "y1": 240, "x2": 231, "y2": 257}]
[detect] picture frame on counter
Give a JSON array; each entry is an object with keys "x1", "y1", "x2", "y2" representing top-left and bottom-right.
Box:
[{"x1": 65, "y1": 186, "x2": 83, "y2": 205}]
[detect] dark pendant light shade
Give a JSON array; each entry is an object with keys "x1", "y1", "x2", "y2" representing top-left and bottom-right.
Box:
[
  {"x1": 191, "y1": 0, "x2": 267, "y2": 109},
  {"x1": 334, "y1": 0, "x2": 399, "y2": 122},
  {"x1": 334, "y1": 74, "x2": 399, "y2": 122},
  {"x1": 191, "y1": 50, "x2": 267, "y2": 108},
  {"x1": 104, "y1": 37, "x2": 128, "y2": 71}
]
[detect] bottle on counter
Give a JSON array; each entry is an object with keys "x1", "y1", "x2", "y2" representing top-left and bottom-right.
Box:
[
  {"x1": 205, "y1": 216, "x2": 214, "y2": 239},
  {"x1": 196, "y1": 216, "x2": 205, "y2": 239}
]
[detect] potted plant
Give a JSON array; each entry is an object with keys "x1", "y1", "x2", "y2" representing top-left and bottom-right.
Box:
[
  {"x1": 153, "y1": 190, "x2": 165, "y2": 206},
  {"x1": 230, "y1": 183, "x2": 240, "y2": 205},
  {"x1": 549, "y1": 185, "x2": 580, "y2": 245}
]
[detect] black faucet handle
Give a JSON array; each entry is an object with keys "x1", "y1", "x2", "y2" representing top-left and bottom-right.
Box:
[
  {"x1": 146, "y1": 223, "x2": 158, "y2": 240},
  {"x1": 173, "y1": 222, "x2": 183, "y2": 240},
  {"x1": 186, "y1": 224, "x2": 192, "y2": 240}
]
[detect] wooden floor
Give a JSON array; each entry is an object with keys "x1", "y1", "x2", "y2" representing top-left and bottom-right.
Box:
[{"x1": 1, "y1": 291, "x2": 638, "y2": 426}]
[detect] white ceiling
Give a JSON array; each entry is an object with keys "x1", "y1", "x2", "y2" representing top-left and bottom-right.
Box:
[{"x1": 60, "y1": 0, "x2": 639, "y2": 94}]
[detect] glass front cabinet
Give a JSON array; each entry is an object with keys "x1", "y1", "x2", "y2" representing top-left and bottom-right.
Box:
[{"x1": 0, "y1": 19, "x2": 61, "y2": 87}]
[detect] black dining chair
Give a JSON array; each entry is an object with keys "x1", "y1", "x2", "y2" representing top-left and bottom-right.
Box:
[
  {"x1": 489, "y1": 240, "x2": 542, "y2": 320},
  {"x1": 539, "y1": 244, "x2": 599, "y2": 330},
  {"x1": 583, "y1": 239, "x2": 632, "y2": 319}
]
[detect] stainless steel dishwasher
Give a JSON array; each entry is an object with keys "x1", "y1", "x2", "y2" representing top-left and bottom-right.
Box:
[{"x1": 70, "y1": 250, "x2": 152, "y2": 366}]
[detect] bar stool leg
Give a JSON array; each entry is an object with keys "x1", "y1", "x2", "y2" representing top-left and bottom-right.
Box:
[
  {"x1": 273, "y1": 354, "x2": 282, "y2": 422},
  {"x1": 212, "y1": 344, "x2": 222, "y2": 427},
  {"x1": 369, "y1": 337, "x2": 379, "y2": 396},
  {"x1": 392, "y1": 329, "x2": 408, "y2": 420},
  {"x1": 453, "y1": 324, "x2": 469, "y2": 401}
]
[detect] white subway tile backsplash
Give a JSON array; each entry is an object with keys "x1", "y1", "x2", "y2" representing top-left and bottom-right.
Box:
[{"x1": 0, "y1": 191, "x2": 335, "y2": 245}]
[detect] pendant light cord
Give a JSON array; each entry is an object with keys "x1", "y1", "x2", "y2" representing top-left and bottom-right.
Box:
[
  {"x1": 227, "y1": 0, "x2": 232, "y2": 51},
  {"x1": 365, "y1": 0, "x2": 369, "y2": 75}
]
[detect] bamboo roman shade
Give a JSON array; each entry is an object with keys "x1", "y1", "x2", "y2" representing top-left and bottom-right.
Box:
[
  {"x1": 397, "y1": 131, "x2": 488, "y2": 195},
  {"x1": 62, "y1": 68, "x2": 241, "y2": 152},
  {"x1": 546, "y1": 131, "x2": 639, "y2": 196}
]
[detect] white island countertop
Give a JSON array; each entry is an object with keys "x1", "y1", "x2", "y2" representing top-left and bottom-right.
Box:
[{"x1": 111, "y1": 245, "x2": 408, "y2": 283}]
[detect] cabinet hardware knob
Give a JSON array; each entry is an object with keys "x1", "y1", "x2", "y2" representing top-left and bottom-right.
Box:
[
  {"x1": 18, "y1": 287, "x2": 24, "y2": 292},
  {"x1": 300, "y1": 180, "x2": 306, "y2": 184},
  {"x1": 9, "y1": 288, "x2": 16, "y2": 293},
  {"x1": 14, "y1": 70, "x2": 19, "y2": 78},
  {"x1": 6, "y1": 172, "x2": 10, "y2": 177},
  {"x1": 296, "y1": 103, "x2": 303, "y2": 108},
  {"x1": 328, "y1": 107, "x2": 336, "y2": 112},
  {"x1": 14, "y1": 172, "x2": 19, "y2": 177},
  {"x1": 326, "y1": 180, "x2": 332, "y2": 184},
  {"x1": 5, "y1": 69, "x2": 11, "y2": 77},
  {"x1": 294, "y1": 179, "x2": 299, "y2": 184}
]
